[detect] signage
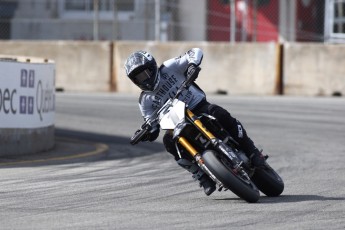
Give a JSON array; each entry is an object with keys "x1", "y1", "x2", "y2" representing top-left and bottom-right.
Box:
[{"x1": 0, "y1": 61, "x2": 55, "y2": 128}]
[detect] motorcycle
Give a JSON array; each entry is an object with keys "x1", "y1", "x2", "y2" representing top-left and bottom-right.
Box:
[{"x1": 130, "y1": 73, "x2": 284, "y2": 203}]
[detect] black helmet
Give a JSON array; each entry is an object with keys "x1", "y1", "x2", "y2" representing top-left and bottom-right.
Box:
[{"x1": 124, "y1": 51, "x2": 158, "y2": 91}]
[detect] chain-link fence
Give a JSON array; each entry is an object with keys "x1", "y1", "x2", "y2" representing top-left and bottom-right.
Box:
[{"x1": 0, "y1": 0, "x2": 344, "y2": 43}]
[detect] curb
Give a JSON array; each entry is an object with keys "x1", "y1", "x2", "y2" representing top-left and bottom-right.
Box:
[{"x1": 0, "y1": 137, "x2": 109, "y2": 166}]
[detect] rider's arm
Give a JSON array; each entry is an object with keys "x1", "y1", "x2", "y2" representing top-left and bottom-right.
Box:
[
  {"x1": 163, "y1": 48, "x2": 203, "y2": 76},
  {"x1": 185, "y1": 48, "x2": 203, "y2": 66},
  {"x1": 137, "y1": 93, "x2": 160, "y2": 142}
]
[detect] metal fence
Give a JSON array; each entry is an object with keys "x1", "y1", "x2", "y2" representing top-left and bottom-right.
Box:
[{"x1": 0, "y1": 0, "x2": 344, "y2": 43}]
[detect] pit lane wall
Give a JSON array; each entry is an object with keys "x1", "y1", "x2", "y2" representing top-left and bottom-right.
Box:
[
  {"x1": 0, "y1": 41, "x2": 112, "y2": 92},
  {"x1": 116, "y1": 42, "x2": 345, "y2": 96},
  {"x1": 115, "y1": 42, "x2": 280, "y2": 95},
  {"x1": 0, "y1": 56, "x2": 55, "y2": 156},
  {"x1": 284, "y1": 43, "x2": 345, "y2": 96},
  {"x1": 0, "y1": 41, "x2": 345, "y2": 96}
]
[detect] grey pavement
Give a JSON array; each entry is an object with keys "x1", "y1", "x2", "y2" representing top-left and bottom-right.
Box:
[{"x1": 0, "y1": 94, "x2": 344, "y2": 230}]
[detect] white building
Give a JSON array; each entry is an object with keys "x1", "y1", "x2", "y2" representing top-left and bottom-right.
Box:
[{"x1": 8, "y1": 0, "x2": 206, "y2": 41}]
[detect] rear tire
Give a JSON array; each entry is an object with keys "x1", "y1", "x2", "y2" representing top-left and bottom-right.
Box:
[
  {"x1": 202, "y1": 150, "x2": 260, "y2": 203},
  {"x1": 251, "y1": 164, "x2": 284, "y2": 197}
]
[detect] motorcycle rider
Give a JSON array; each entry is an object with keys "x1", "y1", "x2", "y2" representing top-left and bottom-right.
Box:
[{"x1": 124, "y1": 48, "x2": 266, "y2": 196}]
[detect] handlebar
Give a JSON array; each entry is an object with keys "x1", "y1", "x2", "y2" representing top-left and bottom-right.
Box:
[
  {"x1": 184, "y1": 66, "x2": 201, "y2": 88},
  {"x1": 130, "y1": 125, "x2": 150, "y2": 145}
]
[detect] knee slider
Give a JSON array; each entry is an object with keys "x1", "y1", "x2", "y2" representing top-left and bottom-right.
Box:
[
  {"x1": 208, "y1": 104, "x2": 233, "y2": 121},
  {"x1": 208, "y1": 104, "x2": 237, "y2": 128}
]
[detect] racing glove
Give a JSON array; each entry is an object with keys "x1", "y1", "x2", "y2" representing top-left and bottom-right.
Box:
[
  {"x1": 184, "y1": 63, "x2": 201, "y2": 82},
  {"x1": 133, "y1": 126, "x2": 160, "y2": 142}
]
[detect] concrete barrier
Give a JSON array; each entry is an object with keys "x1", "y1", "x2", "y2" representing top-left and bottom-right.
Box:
[
  {"x1": 284, "y1": 43, "x2": 345, "y2": 96},
  {"x1": 114, "y1": 41, "x2": 280, "y2": 95},
  {"x1": 1, "y1": 41, "x2": 344, "y2": 97},
  {"x1": 0, "y1": 41, "x2": 112, "y2": 92},
  {"x1": 0, "y1": 56, "x2": 55, "y2": 156},
  {"x1": 2, "y1": 41, "x2": 344, "y2": 157}
]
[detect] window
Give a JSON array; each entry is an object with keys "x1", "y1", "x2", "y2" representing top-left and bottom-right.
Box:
[
  {"x1": 334, "y1": 0, "x2": 345, "y2": 33},
  {"x1": 64, "y1": 0, "x2": 134, "y2": 12},
  {"x1": 65, "y1": 1, "x2": 88, "y2": 11},
  {"x1": 325, "y1": 0, "x2": 345, "y2": 42},
  {"x1": 60, "y1": 0, "x2": 135, "y2": 20}
]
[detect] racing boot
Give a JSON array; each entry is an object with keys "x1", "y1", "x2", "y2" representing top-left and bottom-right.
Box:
[
  {"x1": 249, "y1": 149, "x2": 267, "y2": 168},
  {"x1": 177, "y1": 159, "x2": 216, "y2": 196}
]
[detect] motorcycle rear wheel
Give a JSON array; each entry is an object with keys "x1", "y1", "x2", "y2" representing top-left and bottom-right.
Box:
[{"x1": 202, "y1": 150, "x2": 260, "y2": 203}]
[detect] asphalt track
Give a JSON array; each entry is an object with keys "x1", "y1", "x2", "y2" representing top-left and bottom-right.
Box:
[{"x1": 1, "y1": 93, "x2": 344, "y2": 229}]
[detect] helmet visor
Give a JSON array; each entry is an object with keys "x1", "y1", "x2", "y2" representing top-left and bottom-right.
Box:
[
  {"x1": 132, "y1": 69, "x2": 150, "y2": 85},
  {"x1": 130, "y1": 69, "x2": 155, "y2": 91}
]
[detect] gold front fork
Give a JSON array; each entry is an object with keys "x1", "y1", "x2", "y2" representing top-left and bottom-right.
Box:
[
  {"x1": 186, "y1": 109, "x2": 215, "y2": 140},
  {"x1": 176, "y1": 119, "x2": 221, "y2": 186},
  {"x1": 178, "y1": 136, "x2": 198, "y2": 157},
  {"x1": 177, "y1": 109, "x2": 215, "y2": 159},
  {"x1": 176, "y1": 109, "x2": 226, "y2": 188}
]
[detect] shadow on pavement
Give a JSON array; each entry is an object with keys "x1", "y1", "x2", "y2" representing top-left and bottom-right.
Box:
[
  {"x1": 259, "y1": 194, "x2": 345, "y2": 203},
  {"x1": 0, "y1": 128, "x2": 165, "y2": 167},
  {"x1": 214, "y1": 194, "x2": 345, "y2": 203}
]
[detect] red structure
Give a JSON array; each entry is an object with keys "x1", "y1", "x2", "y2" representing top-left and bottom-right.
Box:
[
  {"x1": 296, "y1": 0, "x2": 324, "y2": 41},
  {"x1": 207, "y1": 0, "x2": 324, "y2": 42}
]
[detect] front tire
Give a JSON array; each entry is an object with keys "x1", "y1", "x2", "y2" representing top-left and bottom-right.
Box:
[
  {"x1": 251, "y1": 164, "x2": 284, "y2": 197},
  {"x1": 202, "y1": 150, "x2": 260, "y2": 203}
]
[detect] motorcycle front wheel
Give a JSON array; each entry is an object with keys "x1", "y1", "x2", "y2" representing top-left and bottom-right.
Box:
[
  {"x1": 202, "y1": 150, "x2": 260, "y2": 203},
  {"x1": 251, "y1": 164, "x2": 284, "y2": 197}
]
